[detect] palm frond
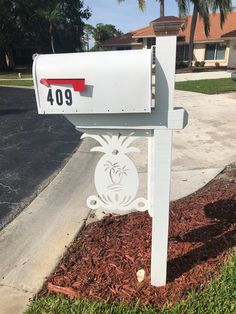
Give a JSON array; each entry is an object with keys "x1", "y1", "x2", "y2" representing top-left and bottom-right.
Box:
[
  {"x1": 197, "y1": 0, "x2": 210, "y2": 36},
  {"x1": 37, "y1": 4, "x2": 62, "y2": 23},
  {"x1": 176, "y1": 0, "x2": 190, "y2": 16},
  {"x1": 117, "y1": 0, "x2": 146, "y2": 11},
  {"x1": 138, "y1": 0, "x2": 146, "y2": 11},
  {"x1": 209, "y1": 0, "x2": 232, "y2": 27}
]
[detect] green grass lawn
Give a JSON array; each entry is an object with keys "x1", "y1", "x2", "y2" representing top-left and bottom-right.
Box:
[
  {"x1": 25, "y1": 252, "x2": 236, "y2": 314},
  {"x1": 1, "y1": 76, "x2": 234, "y2": 94},
  {"x1": 0, "y1": 69, "x2": 32, "y2": 79},
  {"x1": 0, "y1": 79, "x2": 33, "y2": 87},
  {"x1": 175, "y1": 78, "x2": 236, "y2": 94}
]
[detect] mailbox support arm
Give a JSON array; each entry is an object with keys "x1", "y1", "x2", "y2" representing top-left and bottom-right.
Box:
[{"x1": 65, "y1": 107, "x2": 188, "y2": 131}]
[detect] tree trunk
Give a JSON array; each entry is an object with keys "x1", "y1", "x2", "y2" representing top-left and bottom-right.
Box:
[
  {"x1": 6, "y1": 49, "x2": 15, "y2": 70},
  {"x1": 51, "y1": 35, "x2": 56, "y2": 53},
  {"x1": 0, "y1": 50, "x2": 8, "y2": 71},
  {"x1": 86, "y1": 33, "x2": 90, "y2": 51},
  {"x1": 49, "y1": 23, "x2": 56, "y2": 54},
  {"x1": 159, "y1": 0, "x2": 164, "y2": 17},
  {"x1": 188, "y1": 4, "x2": 198, "y2": 67}
]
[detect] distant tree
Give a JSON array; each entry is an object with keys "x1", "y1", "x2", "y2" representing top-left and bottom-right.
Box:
[
  {"x1": 93, "y1": 23, "x2": 123, "y2": 44},
  {"x1": 0, "y1": 0, "x2": 20, "y2": 69},
  {"x1": 0, "y1": 0, "x2": 53, "y2": 69},
  {"x1": 88, "y1": 23, "x2": 123, "y2": 51},
  {"x1": 37, "y1": 0, "x2": 91, "y2": 53},
  {"x1": 57, "y1": 0, "x2": 91, "y2": 53},
  {"x1": 0, "y1": 0, "x2": 91, "y2": 70},
  {"x1": 83, "y1": 24, "x2": 95, "y2": 51},
  {"x1": 37, "y1": 2, "x2": 62, "y2": 53}
]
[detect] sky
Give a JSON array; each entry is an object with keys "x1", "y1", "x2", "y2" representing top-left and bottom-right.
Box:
[
  {"x1": 84, "y1": 0, "x2": 179, "y2": 33},
  {"x1": 84, "y1": 0, "x2": 236, "y2": 33}
]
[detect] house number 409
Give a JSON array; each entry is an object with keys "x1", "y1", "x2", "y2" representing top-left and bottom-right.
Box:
[{"x1": 47, "y1": 89, "x2": 73, "y2": 106}]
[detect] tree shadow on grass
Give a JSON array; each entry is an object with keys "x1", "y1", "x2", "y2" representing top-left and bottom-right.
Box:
[{"x1": 167, "y1": 199, "x2": 236, "y2": 282}]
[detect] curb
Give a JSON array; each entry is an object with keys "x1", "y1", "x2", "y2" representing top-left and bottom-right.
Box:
[{"x1": 0, "y1": 85, "x2": 34, "y2": 90}]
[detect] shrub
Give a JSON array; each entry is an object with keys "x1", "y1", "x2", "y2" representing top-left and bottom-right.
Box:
[
  {"x1": 194, "y1": 61, "x2": 201, "y2": 67},
  {"x1": 200, "y1": 61, "x2": 205, "y2": 67}
]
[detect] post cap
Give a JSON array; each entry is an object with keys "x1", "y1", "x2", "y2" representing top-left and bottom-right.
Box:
[{"x1": 150, "y1": 16, "x2": 184, "y2": 36}]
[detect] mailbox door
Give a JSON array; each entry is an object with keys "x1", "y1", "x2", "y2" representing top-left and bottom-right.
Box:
[{"x1": 33, "y1": 50, "x2": 152, "y2": 114}]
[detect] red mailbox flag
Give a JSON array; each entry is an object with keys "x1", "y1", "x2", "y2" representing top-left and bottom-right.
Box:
[{"x1": 40, "y1": 78, "x2": 85, "y2": 92}]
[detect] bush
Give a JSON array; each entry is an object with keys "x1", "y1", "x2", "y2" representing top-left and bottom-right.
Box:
[
  {"x1": 215, "y1": 62, "x2": 220, "y2": 68},
  {"x1": 176, "y1": 61, "x2": 188, "y2": 69},
  {"x1": 200, "y1": 61, "x2": 205, "y2": 67},
  {"x1": 194, "y1": 61, "x2": 201, "y2": 67}
]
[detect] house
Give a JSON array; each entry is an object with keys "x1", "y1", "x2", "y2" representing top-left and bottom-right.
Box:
[{"x1": 100, "y1": 12, "x2": 236, "y2": 68}]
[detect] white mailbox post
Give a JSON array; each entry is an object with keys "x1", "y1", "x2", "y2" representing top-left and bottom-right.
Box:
[{"x1": 33, "y1": 16, "x2": 188, "y2": 287}]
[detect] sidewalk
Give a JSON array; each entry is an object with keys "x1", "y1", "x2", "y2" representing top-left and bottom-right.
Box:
[
  {"x1": 175, "y1": 70, "x2": 232, "y2": 82},
  {"x1": 0, "y1": 90, "x2": 235, "y2": 313}
]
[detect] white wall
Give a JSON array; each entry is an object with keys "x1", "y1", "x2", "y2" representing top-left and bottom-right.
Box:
[
  {"x1": 193, "y1": 42, "x2": 230, "y2": 66},
  {"x1": 228, "y1": 39, "x2": 236, "y2": 68},
  {"x1": 106, "y1": 39, "x2": 235, "y2": 67},
  {"x1": 193, "y1": 43, "x2": 205, "y2": 61}
]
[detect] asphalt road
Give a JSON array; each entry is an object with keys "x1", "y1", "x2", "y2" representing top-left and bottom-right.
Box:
[{"x1": 0, "y1": 87, "x2": 81, "y2": 230}]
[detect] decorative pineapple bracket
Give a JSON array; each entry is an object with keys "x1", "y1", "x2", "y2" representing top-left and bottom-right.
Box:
[{"x1": 81, "y1": 132, "x2": 150, "y2": 215}]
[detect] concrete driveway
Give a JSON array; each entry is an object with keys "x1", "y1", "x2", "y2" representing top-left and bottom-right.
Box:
[
  {"x1": 171, "y1": 90, "x2": 236, "y2": 198},
  {"x1": 132, "y1": 89, "x2": 236, "y2": 201},
  {"x1": 0, "y1": 87, "x2": 81, "y2": 229}
]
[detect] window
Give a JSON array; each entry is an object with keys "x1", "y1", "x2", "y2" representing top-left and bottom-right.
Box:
[
  {"x1": 117, "y1": 46, "x2": 131, "y2": 50},
  {"x1": 205, "y1": 43, "x2": 226, "y2": 60},
  {"x1": 176, "y1": 44, "x2": 189, "y2": 61}
]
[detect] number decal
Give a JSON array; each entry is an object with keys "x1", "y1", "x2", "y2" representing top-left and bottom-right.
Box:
[
  {"x1": 47, "y1": 89, "x2": 73, "y2": 106},
  {"x1": 55, "y1": 89, "x2": 63, "y2": 106},
  {"x1": 47, "y1": 89, "x2": 54, "y2": 106},
  {"x1": 65, "y1": 89, "x2": 72, "y2": 106}
]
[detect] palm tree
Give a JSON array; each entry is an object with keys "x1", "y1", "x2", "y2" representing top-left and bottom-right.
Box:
[
  {"x1": 118, "y1": 0, "x2": 165, "y2": 17},
  {"x1": 38, "y1": 4, "x2": 62, "y2": 54},
  {"x1": 159, "y1": 0, "x2": 165, "y2": 16},
  {"x1": 177, "y1": 0, "x2": 232, "y2": 66}
]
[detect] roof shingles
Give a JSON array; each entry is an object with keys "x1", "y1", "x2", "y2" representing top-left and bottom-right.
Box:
[
  {"x1": 180, "y1": 11, "x2": 236, "y2": 42},
  {"x1": 101, "y1": 12, "x2": 236, "y2": 46}
]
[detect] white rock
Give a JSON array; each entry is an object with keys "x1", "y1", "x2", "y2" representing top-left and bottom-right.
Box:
[{"x1": 136, "y1": 269, "x2": 145, "y2": 283}]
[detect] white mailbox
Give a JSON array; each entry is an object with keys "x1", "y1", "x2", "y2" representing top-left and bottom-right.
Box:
[
  {"x1": 33, "y1": 16, "x2": 189, "y2": 289},
  {"x1": 33, "y1": 50, "x2": 153, "y2": 114}
]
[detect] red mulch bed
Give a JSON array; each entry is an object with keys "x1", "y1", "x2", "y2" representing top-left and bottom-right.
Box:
[{"x1": 43, "y1": 164, "x2": 236, "y2": 308}]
